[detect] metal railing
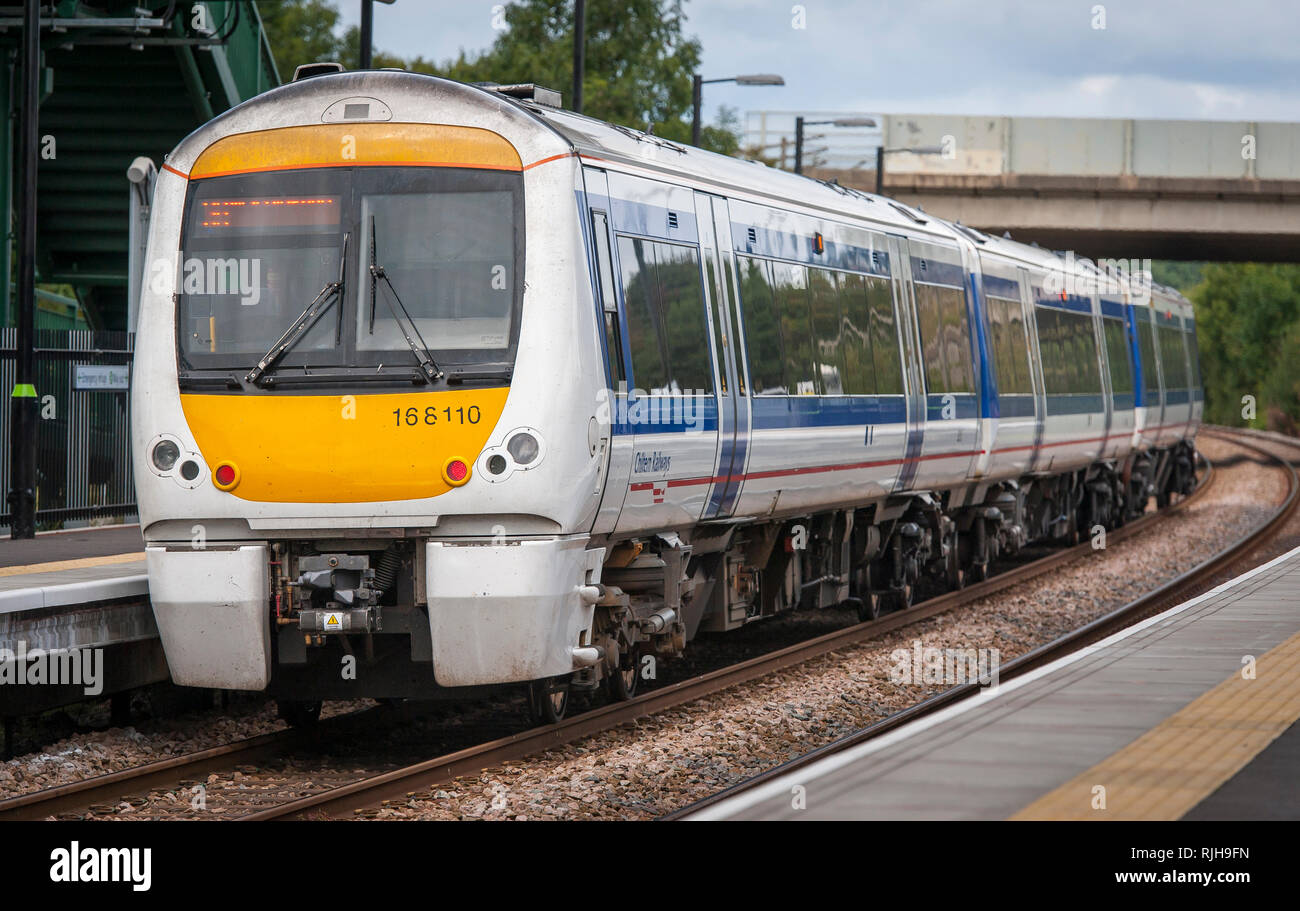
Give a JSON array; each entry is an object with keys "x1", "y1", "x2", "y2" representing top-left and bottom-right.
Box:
[{"x1": 1, "y1": 329, "x2": 135, "y2": 530}]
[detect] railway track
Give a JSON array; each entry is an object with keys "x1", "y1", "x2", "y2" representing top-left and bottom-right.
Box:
[
  {"x1": 662, "y1": 426, "x2": 1300, "y2": 819},
  {"x1": 1, "y1": 426, "x2": 1291, "y2": 822}
]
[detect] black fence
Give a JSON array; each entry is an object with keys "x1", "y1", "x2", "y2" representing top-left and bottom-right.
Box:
[{"x1": 1, "y1": 329, "x2": 136, "y2": 530}]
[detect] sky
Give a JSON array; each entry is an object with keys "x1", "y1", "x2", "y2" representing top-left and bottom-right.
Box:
[{"x1": 335, "y1": 0, "x2": 1300, "y2": 126}]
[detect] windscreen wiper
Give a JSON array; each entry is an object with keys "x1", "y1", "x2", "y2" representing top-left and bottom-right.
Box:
[
  {"x1": 245, "y1": 233, "x2": 349, "y2": 386},
  {"x1": 367, "y1": 215, "x2": 443, "y2": 384}
]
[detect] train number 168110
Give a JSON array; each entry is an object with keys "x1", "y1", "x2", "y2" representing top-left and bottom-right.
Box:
[{"x1": 392, "y1": 405, "x2": 482, "y2": 427}]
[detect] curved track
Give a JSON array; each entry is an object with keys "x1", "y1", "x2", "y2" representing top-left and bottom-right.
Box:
[{"x1": 2, "y1": 427, "x2": 1292, "y2": 822}]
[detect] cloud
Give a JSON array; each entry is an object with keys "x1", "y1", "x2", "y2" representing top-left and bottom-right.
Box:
[{"x1": 340, "y1": 0, "x2": 1300, "y2": 122}]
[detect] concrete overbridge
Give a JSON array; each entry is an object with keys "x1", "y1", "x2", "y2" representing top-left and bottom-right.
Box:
[{"x1": 758, "y1": 112, "x2": 1300, "y2": 262}]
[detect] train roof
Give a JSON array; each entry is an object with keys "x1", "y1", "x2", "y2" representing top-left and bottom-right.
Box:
[{"x1": 170, "y1": 71, "x2": 1192, "y2": 313}]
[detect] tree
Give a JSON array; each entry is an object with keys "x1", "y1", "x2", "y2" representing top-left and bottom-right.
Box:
[
  {"x1": 1151, "y1": 261, "x2": 1205, "y2": 293},
  {"x1": 257, "y1": 0, "x2": 346, "y2": 73},
  {"x1": 417, "y1": 1, "x2": 738, "y2": 151},
  {"x1": 1190, "y1": 263, "x2": 1300, "y2": 432},
  {"x1": 257, "y1": 1, "x2": 740, "y2": 154}
]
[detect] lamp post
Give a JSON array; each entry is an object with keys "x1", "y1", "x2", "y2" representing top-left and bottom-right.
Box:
[
  {"x1": 793, "y1": 116, "x2": 876, "y2": 175},
  {"x1": 8, "y1": 0, "x2": 38, "y2": 538},
  {"x1": 359, "y1": 0, "x2": 396, "y2": 70},
  {"x1": 875, "y1": 144, "x2": 946, "y2": 195},
  {"x1": 691, "y1": 73, "x2": 784, "y2": 147},
  {"x1": 573, "y1": 0, "x2": 586, "y2": 113}
]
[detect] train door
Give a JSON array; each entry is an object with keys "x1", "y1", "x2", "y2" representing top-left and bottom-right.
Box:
[
  {"x1": 694, "y1": 192, "x2": 749, "y2": 519},
  {"x1": 887, "y1": 235, "x2": 926, "y2": 491},
  {"x1": 1091, "y1": 292, "x2": 1112, "y2": 464},
  {"x1": 1019, "y1": 266, "x2": 1047, "y2": 472},
  {"x1": 584, "y1": 168, "x2": 633, "y2": 535}
]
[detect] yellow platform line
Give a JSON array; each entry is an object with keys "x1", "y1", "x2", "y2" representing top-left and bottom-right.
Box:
[
  {"x1": 0, "y1": 551, "x2": 145, "y2": 578},
  {"x1": 1010, "y1": 629, "x2": 1300, "y2": 820}
]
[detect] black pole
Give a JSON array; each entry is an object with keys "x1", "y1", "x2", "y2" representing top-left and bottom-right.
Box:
[
  {"x1": 359, "y1": 0, "x2": 373, "y2": 69},
  {"x1": 572, "y1": 0, "x2": 585, "y2": 114},
  {"x1": 8, "y1": 0, "x2": 38, "y2": 538},
  {"x1": 794, "y1": 116, "x2": 804, "y2": 175},
  {"x1": 875, "y1": 144, "x2": 884, "y2": 195},
  {"x1": 690, "y1": 74, "x2": 702, "y2": 146}
]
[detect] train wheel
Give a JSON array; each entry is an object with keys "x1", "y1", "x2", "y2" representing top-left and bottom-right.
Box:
[
  {"x1": 276, "y1": 700, "x2": 322, "y2": 729},
  {"x1": 606, "y1": 650, "x2": 639, "y2": 702},
  {"x1": 882, "y1": 584, "x2": 913, "y2": 613},
  {"x1": 852, "y1": 594, "x2": 881, "y2": 622},
  {"x1": 945, "y1": 533, "x2": 965, "y2": 590},
  {"x1": 528, "y1": 677, "x2": 570, "y2": 724}
]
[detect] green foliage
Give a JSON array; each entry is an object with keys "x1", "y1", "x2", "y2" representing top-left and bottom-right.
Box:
[
  {"x1": 1189, "y1": 263, "x2": 1300, "y2": 433},
  {"x1": 257, "y1": 0, "x2": 346, "y2": 71},
  {"x1": 256, "y1": 0, "x2": 741, "y2": 155},
  {"x1": 1151, "y1": 260, "x2": 1205, "y2": 293}
]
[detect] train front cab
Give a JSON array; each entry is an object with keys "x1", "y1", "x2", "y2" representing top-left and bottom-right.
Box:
[{"x1": 135, "y1": 74, "x2": 619, "y2": 700}]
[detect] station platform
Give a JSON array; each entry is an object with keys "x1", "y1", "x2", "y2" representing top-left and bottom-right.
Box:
[
  {"x1": 693, "y1": 544, "x2": 1300, "y2": 821},
  {"x1": 0, "y1": 524, "x2": 146, "y2": 615},
  {"x1": 0, "y1": 525, "x2": 160, "y2": 715},
  {"x1": 0, "y1": 524, "x2": 142, "y2": 569}
]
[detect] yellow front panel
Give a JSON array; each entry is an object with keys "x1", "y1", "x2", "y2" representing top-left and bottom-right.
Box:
[
  {"x1": 180, "y1": 388, "x2": 509, "y2": 503},
  {"x1": 188, "y1": 123, "x2": 522, "y2": 180}
]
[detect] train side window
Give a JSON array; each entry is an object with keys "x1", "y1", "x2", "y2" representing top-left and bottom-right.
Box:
[
  {"x1": 1070, "y1": 312, "x2": 1101, "y2": 394},
  {"x1": 913, "y1": 283, "x2": 946, "y2": 394},
  {"x1": 915, "y1": 282, "x2": 975, "y2": 394},
  {"x1": 617, "y1": 236, "x2": 713, "y2": 395},
  {"x1": 865, "y1": 276, "x2": 904, "y2": 395},
  {"x1": 808, "y1": 267, "x2": 844, "y2": 395},
  {"x1": 736, "y1": 256, "x2": 787, "y2": 394},
  {"x1": 838, "y1": 272, "x2": 878, "y2": 395},
  {"x1": 1035, "y1": 307, "x2": 1065, "y2": 394},
  {"x1": 590, "y1": 211, "x2": 624, "y2": 386},
  {"x1": 1137, "y1": 318, "x2": 1160, "y2": 399},
  {"x1": 771, "y1": 261, "x2": 817, "y2": 394},
  {"x1": 1186, "y1": 326, "x2": 1202, "y2": 389},
  {"x1": 1158, "y1": 323, "x2": 1188, "y2": 389},
  {"x1": 1103, "y1": 317, "x2": 1133, "y2": 395},
  {"x1": 988, "y1": 296, "x2": 1032, "y2": 396}
]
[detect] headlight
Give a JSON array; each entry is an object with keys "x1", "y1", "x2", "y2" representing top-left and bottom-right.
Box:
[
  {"x1": 151, "y1": 440, "x2": 180, "y2": 471},
  {"x1": 507, "y1": 432, "x2": 539, "y2": 465}
]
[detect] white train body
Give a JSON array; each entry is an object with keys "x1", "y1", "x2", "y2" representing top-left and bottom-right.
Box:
[{"x1": 131, "y1": 73, "x2": 1201, "y2": 708}]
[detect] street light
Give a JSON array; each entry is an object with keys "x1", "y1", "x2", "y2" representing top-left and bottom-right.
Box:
[
  {"x1": 793, "y1": 116, "x2": 876, "y2": 175},
  {"x1": 359, "y1": 0, "x2": 397, "y2": 70},
  {"x1": 875, "y1": 144, "x2": 946, "y2": 195},
  {"x1": 691, "y1": 73, "x2": 785, "y2": 146}
]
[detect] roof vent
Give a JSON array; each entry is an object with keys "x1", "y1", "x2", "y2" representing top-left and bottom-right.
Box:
[
  {"x1": 477, "y1": 82, "x2": 563, "y2": 108},
  {"x1": 294, "y1": 62, "x2": 345, "y2": 81}
]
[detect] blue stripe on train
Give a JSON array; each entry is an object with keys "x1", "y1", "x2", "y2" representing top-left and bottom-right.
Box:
[
  {"x1": 1165, "y1": 387, "x2": 1192, "y2": 405},
  {"x1": 751, "y1": 395, "x2": 908, "y2": 429},
  {"x1": 611, "y1": 394, "x2": 719, "y2": 435},
  {"x1": 982, "y1": 274, "x2": 1020, "y2": 298},
  {"x1": 924, "y1": 393, "x2": 979, "y2": 420},
  {"x1": 1045, "y1": 393, "x2": 1106, "y2": 415},
  {"x1": 998, "y1": 394, "x2": 1036, "y2": 418},
  {"x1": 732, "y1": 223, "x2": 892, "y2": 276},
  {"x1": 912, "y1": 259, "x2": 966, "y2": 287}
]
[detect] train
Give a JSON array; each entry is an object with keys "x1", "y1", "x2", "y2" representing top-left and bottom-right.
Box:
[{"x1": 131, "y1": 69, "x2": 1202, "y2": 724}]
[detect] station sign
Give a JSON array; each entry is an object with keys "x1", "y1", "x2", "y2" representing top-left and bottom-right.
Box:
[{"x1": 73, "y1": 364, "x2": 130, "y2": 391}]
